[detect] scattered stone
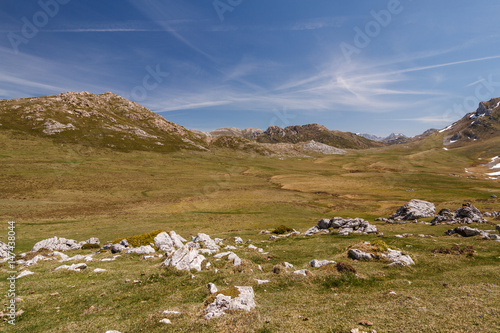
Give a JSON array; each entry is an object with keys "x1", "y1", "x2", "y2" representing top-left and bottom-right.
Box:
[
  {"x1": 248, "y1": 244, "x2": 258, "y2": 250},
  {"x1": 17, "y1": 270, "x2": 34, "y2": 278},
  {"x1": 163, "y1": 310, "x2": 181, "y2": 315},
  {"x1": 208, "y1": 283, "x2": 218, "y2": 294},
  {"x1": 284, "y1": 262, "x2": 294, "y2": 269},
  {"x1": 359, "y1": 320, "x2": 373, "y2": 326},
  {"x1": 78, "y1": 237, "x2": 100, "y2": 247},
  {"x1": 24, "y1": 254, "x2": 47, "y2": 266},
  {"x1": 125, "y1": 245, "x2": 155, "y2": 254},
  {"x1": 225, "y1": 245, "x2": 237, "y2": 250},
  {"x1": 445, "y1": 226, "x2": 489, "y2": 238},
  {"x1": 293, "y1": 269, "x2": 310, "y2": 276},
  {"x1": 348, "y1": 249, "x2": 375, "y2": 261},
  {"x1": 50, "y1": 292, "x2": 60, "y2": 296},
  {"x1": 55, "y1": 263, "x2": 87, "y2": 271},
  {"x1": 192, "y1": 233, "x2": 219, "y2": 250},
  {"x1": 390, "y1": 199, "x2": 435, "y2": 221},
  {"x1": 255, "y1": 279, "x2": 271, "y2": 284},
  {"x1": 169, "y1": 231, "x2": 187, "y2": 248},
  {"x1": 384, "y1": 249, "x2": 415, "y2": 266},
  {"x1": 304, "y1": 226, "x2": 320, "y2": 236},
  {"x1": 234, "y1": 237, "x2": 243, "y2": 244},
  {"x1": 111, "y1": 244, "x2": 126, "y2": 253},
  {"x1": 162, "y1": 245, "x2": 205, "y2": 271},
  {"x1": 154, "y1": 232, "x2": 175, "y2": 252},
  {"x1": 159, "y1": 318, "x2": 172, "y2": 324},
  {"x1": 31, "y1": 236, "x2": 82, "y2": 252},
  {"x1": 213, "y1": 251, "x2": 241, "y2": 266},
  {"x1": 204, "y1": 286, "x2": 256, "y2": 320},
  {"x1": 93, "y1": 268, "x2": 106, "y2": 273},
  {"x1": 0, "y1": 241, "x2": 11, "y2": 258},
  {"x1": 491, "y1": 194, "x2": 498, "y2": 198},
  {"x1": 308, "y1": 217, "x2": 378, "y2": 236},
  {"x1": 309, "y1": 259, "x2": 336, "y2": 268}
]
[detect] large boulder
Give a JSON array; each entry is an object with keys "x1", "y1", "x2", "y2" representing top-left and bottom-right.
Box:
[
  {"x1": 191, "y1": 233, "x2": 219, "y2": 250},
  {"x1": 445, "y1": 226, "x2": 488, "y2": 237},
  {"x1": 317, "y1": 219, "x2": 332, "y2": 229},
  {"x1": 453, "y1": 203, "x2": 485, "y2": 223},
  {"x1": 154, "y1": 232, "x2": 175, "y2": 252},
  {"x1": 348, "y1": 249, "x2": 375, "y2": 260},
  {"x1": 31, "y1": 237, "x2": 81, "y2": 252},
  {"x1": 169, "y1": 231, "x2": 186, "y2": 248},
  {"x1": 204, "y1": 286, "x2": 256, "y2": 320},
  {"x1": 384, "y1": 249, "x2": 415, "y2": 266},
  {"x1": 390, "y1": 199, "x2": 435, "y2": 221},
  {"x1": 111, "y1": 244, "x2": 126, "y2": 254},
  {"x1": 162, "y1": 245, "x2": 205, "y2": 271}
]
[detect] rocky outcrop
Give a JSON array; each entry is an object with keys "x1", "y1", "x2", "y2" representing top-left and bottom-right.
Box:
[
  {"x1": 162, "y1": 245, "x2": 206, "y2": 271},
  {"x1": 31, "y1": 237, "x2": 81, "y2": 252},
  {"x1": 432, "y1": 203, "x2": 487, "y2": 225},
  {"x1": 191, "y1": 233, "x2": 219, "y2": 251},
  {"x1": 307, "y1": 217, "x2": 378, "y2": 236},
  {"x1": 389, "y1": 199, "x2": 435, "y2": 221},
  {"x1": 302, "y1": 140, "x2": 346, "y2": 155},
  {"x1": 213, "y1": 251, "x2": 241, "y2": 266},
  {"x1": 154, "y1": 232, "x2": 176, "y2": 252},
  {"x1": 204, "y1": 286, "x2": 256, "y2": 320}
]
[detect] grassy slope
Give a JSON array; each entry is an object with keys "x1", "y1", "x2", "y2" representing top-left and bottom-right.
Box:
[{"x1": 0, "y1": 129, "x2": 499, "y2": 332}]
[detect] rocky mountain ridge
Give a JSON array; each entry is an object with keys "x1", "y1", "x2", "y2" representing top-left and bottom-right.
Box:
[{"x1": 441, "y1": 98, "x2": 500, "y2": 146}]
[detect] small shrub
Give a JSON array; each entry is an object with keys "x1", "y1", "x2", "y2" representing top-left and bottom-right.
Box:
[
  {"x1": 336, "y1": 261, "x2": 357, "y2": 274},
  {"x1": 81, "y1": 243, "x2": 100, "y2": 250},
  {"x1": 371, "y1": 239, "x2": 389, "y2": 252},
  {"x1": 272, "y1": 225, "x2": 294, "y2": 234},
  {"x1": 204, "y1": 286, "x2": 241, "y2": 305},
  {"x1": 112, "y1": 229, "x2": 164, "y2": 247}
]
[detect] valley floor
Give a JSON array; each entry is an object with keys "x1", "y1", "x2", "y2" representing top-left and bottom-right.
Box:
[{"x1": 0, "y1": 130, "x2": 499, "y2": 332}]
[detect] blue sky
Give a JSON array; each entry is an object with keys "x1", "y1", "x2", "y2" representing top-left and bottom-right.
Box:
[{"x1": 1, "y1": 0, "x2": 500, "y2": 136}]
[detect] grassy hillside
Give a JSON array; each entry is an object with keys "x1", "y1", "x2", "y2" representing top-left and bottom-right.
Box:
[{"x1": 0, "y1": 128, "x2": 499, "y2": 332}]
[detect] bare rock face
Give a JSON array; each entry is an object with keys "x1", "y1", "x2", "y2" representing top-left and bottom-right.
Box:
[
  {"x1": 42, "y1": 119, "x2": 76, "y2": 135},
  {"x1": 204, "y1": 286, "x2": 256, "y2": 320},
  {"x1": 162, "y1": 245, "x2": 205, "y2": 271},
  {"x1": 31, "y1": 237, "x2": 81, "y2": 252},
  {"x1": 390, "y1": 199, "x2": 435, "y2": 221}
]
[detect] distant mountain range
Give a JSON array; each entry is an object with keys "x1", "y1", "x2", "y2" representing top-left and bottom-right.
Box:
[{"x1": 0, "y1": 92, "x2": 498, "y2": 154}]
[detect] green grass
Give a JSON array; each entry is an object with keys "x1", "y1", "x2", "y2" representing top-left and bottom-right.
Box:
[{"x1": 0, "y1": 129, "x2": 499, "y2": 332}]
